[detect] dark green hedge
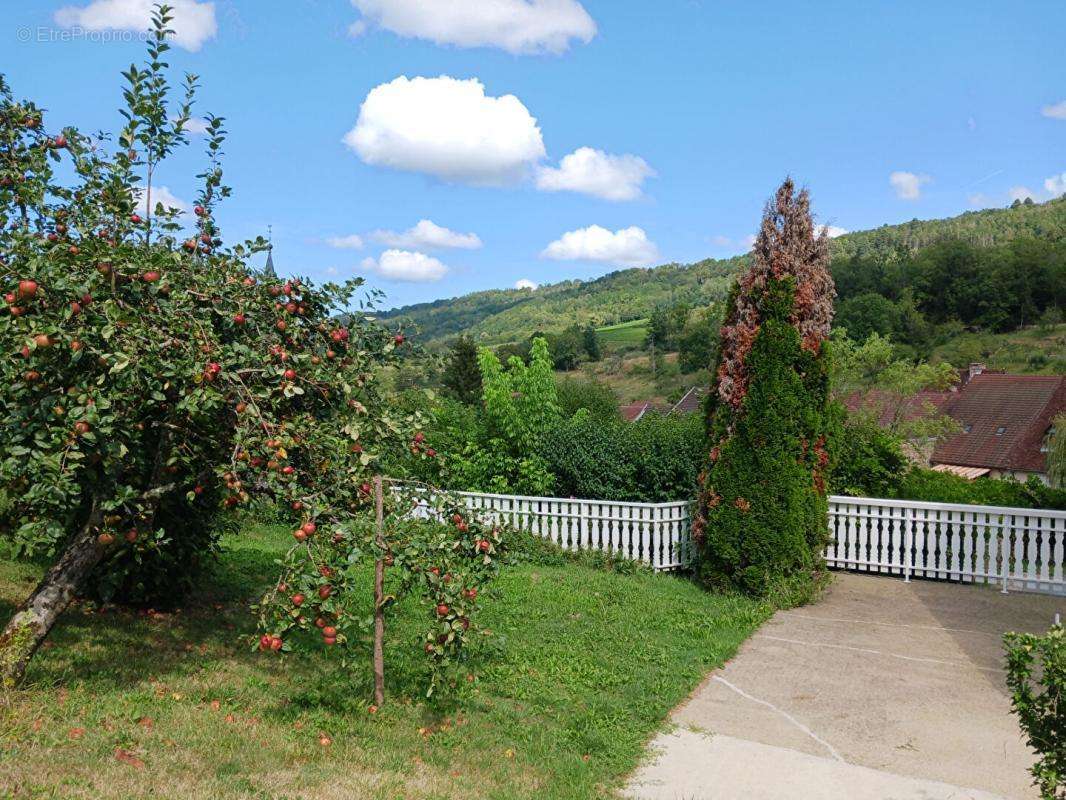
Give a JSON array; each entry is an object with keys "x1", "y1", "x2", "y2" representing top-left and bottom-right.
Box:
[
  {"x1": 892, "y1": 468, "x2": 1066, "y2": 510},
  {"x1": 538, "y1": 412, "x2": 704, "y2": 502}
]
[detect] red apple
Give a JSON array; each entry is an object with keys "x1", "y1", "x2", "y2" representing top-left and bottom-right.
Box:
[
  {"x1": 142, "y1": 270, "x2": 161, "y2": 283},
  {"x1": 194, "y1": 205, "x2": 205, "y2": 216},
  {"x1": 291, "y1": 593, "x2": 305, "y2": 607},
  {"x1": 233, "y1": 312, "x2": 246, "y2": 324},
  {"x1": 130, "y1": 213, "x2": 142, "y2": 224},
  {"x1": 322, "y1": 626, "x2": 337, "y2": 638},
  {"x1": 318, "y1": 585, "x2": 332, "y2": 600},
  {"x1": 73, "y1": 421, "x2": 90, "y2": 436},
  {"x1": 436, "y1": 603, "x2": 449, "y2": 617},
  {"x1": 33, "y1": 334, "x2": 52, "y2": 349},
  {"x1": 17, "y1": 279, "x2": 38, "y2": 299},
  {"x1": 283, "y1": 368, "x2": 296, "y2": 380},
  {"x1": 259, "y1": 634, "x2": 273, "y2": 651},
  {"x1": 270, "y1": 636, "x2": 283, "y2": 651},
  {"x1": 97, "y1": 532, "x2": 115, "y2": 546},
  {"x1": 301, "y1": 521, "x2": 316, "y2": 535}
]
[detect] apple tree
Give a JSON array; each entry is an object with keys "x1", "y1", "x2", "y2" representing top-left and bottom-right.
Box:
[{"x1": 0, "y1": 7, "x2": 423, "y2": 687}]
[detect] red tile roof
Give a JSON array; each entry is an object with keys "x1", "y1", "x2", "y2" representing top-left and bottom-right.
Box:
[
  {"x1": 620, "y1": 401, "x2": 652, "y2": 422},
  {"x1": 843, "y1": 388, "x2": 953, "y2": 427},
  {"x1": 671, "y1": 387, "x2": 707, "y2": 415},
  {"x1": 932, "y1": 373, "x2": 1066, "y2": 473}
]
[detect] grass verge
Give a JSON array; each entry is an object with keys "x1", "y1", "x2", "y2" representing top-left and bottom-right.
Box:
[{"x1": 0, "y1": 523, "x2": 767, "y2": 800}]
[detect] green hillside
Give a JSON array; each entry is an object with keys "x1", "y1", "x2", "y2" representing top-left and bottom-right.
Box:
[{"x1": 381, "y1": 197, "x2": 1066, "y2": 345}]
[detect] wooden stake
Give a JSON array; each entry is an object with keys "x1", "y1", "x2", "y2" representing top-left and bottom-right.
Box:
[{"x1": 372, "y1": 475, "x2": 386, "y2": 706}]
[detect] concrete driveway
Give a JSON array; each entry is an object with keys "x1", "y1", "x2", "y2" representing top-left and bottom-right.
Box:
[{"x1": 623, "y1": 573, "x2": 1064, "y2": 800}]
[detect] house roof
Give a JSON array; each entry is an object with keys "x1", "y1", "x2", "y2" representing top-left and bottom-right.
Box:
[
  {"x1": 931, "y1": 373, "x2": 1066, "y2": 474},
  {"x1": 671, "y1": 386, "x2": 707, "y2": 415},
  {"x1": 843, "y1": 388, "x2": 953, "y2": 427},
  {"x1": 620, "y1": 401, "x2": 652, "y2": 422},
  {"x1": 619, "y1": 400, "x2": 671, "y2": 422}
]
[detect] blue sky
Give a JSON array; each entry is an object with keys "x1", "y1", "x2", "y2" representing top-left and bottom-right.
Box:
[{"x1": 3, "y1": 0, "x2": 1064, "y2": 309}]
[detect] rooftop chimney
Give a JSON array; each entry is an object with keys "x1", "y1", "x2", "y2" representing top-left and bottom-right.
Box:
[{"x1": 968, "y1": 362, "x2": 985, "y2": 380}]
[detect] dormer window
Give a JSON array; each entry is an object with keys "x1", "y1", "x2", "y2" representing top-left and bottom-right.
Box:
[{"x1": 995, "y1": 425, "x2": 1007, "y2": 435}]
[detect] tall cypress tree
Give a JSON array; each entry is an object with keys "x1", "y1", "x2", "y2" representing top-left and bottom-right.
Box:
[{"x1": 694, "y1": 179, "x2": 838, "y2": 600}]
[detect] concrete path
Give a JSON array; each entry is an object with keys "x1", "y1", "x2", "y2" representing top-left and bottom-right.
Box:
[{"x1": 623, "y1": 573, "x2": 1064, "y2": 800}]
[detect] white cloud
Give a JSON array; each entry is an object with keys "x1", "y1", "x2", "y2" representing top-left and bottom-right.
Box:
[
  {"x1": 344, "y1": 75, "x2": 545, "y2": 186},
  {"x1": 711, "y1": 235, "x2": 732, "y2": 247},
  {"x1": 541, "y1": 225, "x2": 659, "y2": 267},
  {"x1": 889, "y1": 171, "x2": 931, "y2": 200},
  {"x1": 181, "y1": 116, "x2": 210, "y2": 134},
  {"x1": 815, "y1": 224, "x2": 848, "y2": 238},
  {"x1": 514, "y1": 278, "x2": 538, "y2": 290},
  {"x1": 1008, "y1": 185, "x2": 1037, "y2": 202},
  {"x1": 967, "y1": 116, "x2": 977, "y2": 131},
  {"x1": 1044, "y1": 173, "x2": 1066, "y2": 198},
  {"x1": 968, "y1": 192, "x2": 991, "y2": 208},
  {"x1": 133, "y1": 185, "x2": 188, "y2": 216},
  {"x1": 742, "y1": 234, "x2": 757, "y2": 248},
  {"x1": 326, "y1": 234, "x2": 365, "y2": 250},
  {"x1": 361, "y1": 249, "x2": 449, "y2": 282},
  {"x1": 1041, "y1": 101, "x2": 1066, "y2": 120},
  {"x1": 54, "y1": 0, "x2": 217, "y2": 51},
  {"x1": 349, "y1": 0, "x2": 596, "y2": 55},
  {"x1": 372, "y1": 219, "x2": 482, "y2": 250},
  {"x1": 535, "y1": 147, "x2": 654, "y2": 201}
]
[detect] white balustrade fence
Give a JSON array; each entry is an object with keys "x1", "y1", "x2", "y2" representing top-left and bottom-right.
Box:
[{"x1": 442, "y1": 489, "x2": 1066, "y2": 596}]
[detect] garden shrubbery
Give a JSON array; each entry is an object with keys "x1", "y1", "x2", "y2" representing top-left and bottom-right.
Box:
[
  {"x1": 540, "y1": 411, "x2": 703, "y2": 502},
  {"x1": 1004, "y1": 624, "x2": 1065, "y2": 799}
]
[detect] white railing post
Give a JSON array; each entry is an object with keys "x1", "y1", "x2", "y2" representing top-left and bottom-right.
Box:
[
  {"x1": 1000, "y1": 517, "x2": 1010, "y2": 595},
  {"x1": 903, "y1": 505, "x2": 912, "y2": 583}
]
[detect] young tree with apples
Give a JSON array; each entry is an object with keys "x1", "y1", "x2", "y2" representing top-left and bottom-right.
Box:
[
  {"x1": 693, "y1": 179, "x2": 840, "y2": 601},
  {"x1": 0, "y1": 8, "x2": 491, "y2": 695}
]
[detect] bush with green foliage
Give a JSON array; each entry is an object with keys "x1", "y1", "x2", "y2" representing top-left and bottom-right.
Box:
[
  {"x1": 830, "y1": 420, "x2": 907, "y2": 498},
  {"x1": 893, "y1": 469, "x2": 1066, "y2": 510},
  {"x1": 555, "y1": 376, "x2": 619, "y2": 421},
  {"x1": 539, "y1": 412, "x2": 703, "y2": 502},
  {"x1": 421, "y1": 338, "x2": 558, "y2": 495},
  {"x1": 1004, "y1": 624, "x2": 1065, "y2": 800},
  {"x1": 694, "y1": 180, "x2": 839, "y2": 601}
]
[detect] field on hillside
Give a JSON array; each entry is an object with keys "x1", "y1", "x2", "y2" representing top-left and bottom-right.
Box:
[
  {"x1": 0, "y1": 524, "x2": 765, "y2": 800},
  {"x1": 596, "y1": 319, "x2": 649, "y2": 352},
  {"x1": 929, "y1": 323, "x2": 1066, "y2": 375}
]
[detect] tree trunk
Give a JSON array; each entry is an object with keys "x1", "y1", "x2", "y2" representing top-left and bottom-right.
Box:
[
  {"x1": 372, "y1": 475, "x2": 386, "y2": 706},
  {"x1": 1, "y1": 502, "x2": 104, "y2": 688}
]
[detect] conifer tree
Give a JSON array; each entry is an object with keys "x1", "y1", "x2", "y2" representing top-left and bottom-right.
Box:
[
  {"x1": 693, "y1": 179, "x2": 838, "y2": 600},
  {"x1": 442, "y1": 334, "x2": 482, "y2": 404}
]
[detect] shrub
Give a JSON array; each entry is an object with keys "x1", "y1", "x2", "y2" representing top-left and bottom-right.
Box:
[
  {"x1": 556, "y1": 376, "x2": 619, "y2": 421},
  {"x1": 894, "y1": 469, "x2": 1066, "y2": 510},
  {"x1": 694, "y1": 180, "x2": 838, "y2": 601},
  {"x1": 539, "y1": 412, "x2": 703, "y2": 502},
  {"x1": 1004, "y1": 624, "x2": 1065, "y2": 799},
  {"x1": 830, "y1": 420, "x2": 907, "y2": 498}
]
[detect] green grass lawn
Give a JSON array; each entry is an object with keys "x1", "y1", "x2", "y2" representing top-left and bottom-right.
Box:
[
  {"x1": 0, "y1": 523, "x2": 766, "y2": 800},
  {"x1": 596, "y1": 319, "x2": 649, "y2": 352}
]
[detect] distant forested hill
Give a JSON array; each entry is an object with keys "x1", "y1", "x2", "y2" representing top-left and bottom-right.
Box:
[{"x1": 381, "y1": 197, "x2": 1066, "y2": 345}]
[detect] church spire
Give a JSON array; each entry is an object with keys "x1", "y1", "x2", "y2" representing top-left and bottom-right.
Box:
[{"x1": 264, "y1": 225, "x2": 276, "y2": 277}]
